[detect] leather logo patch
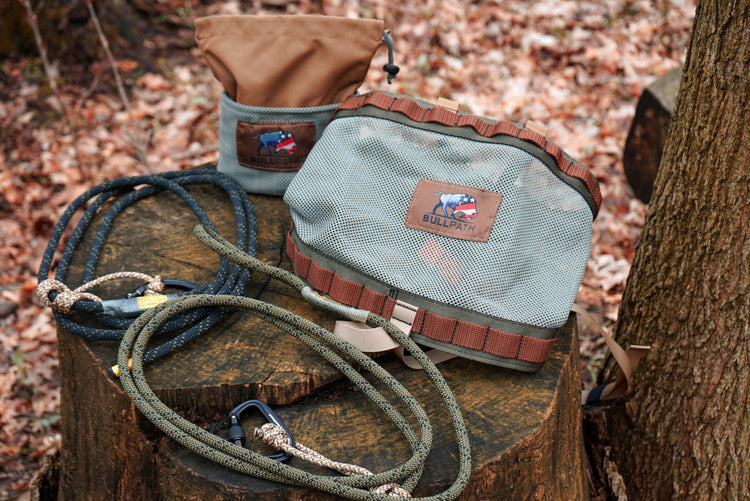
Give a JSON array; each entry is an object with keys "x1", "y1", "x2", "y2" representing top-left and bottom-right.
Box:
[
  {"x1": 405, "y1": 179, "x2": 502, "y2": 242},
  {"x1": 236, "y1": 121, "x2": 316, "y2": 172}
]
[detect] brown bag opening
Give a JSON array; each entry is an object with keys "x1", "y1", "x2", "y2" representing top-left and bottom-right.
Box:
[{"x1": 195, "y1": 15, "x2": 385, "y2": 108}]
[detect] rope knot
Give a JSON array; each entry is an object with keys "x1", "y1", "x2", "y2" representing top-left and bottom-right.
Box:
[
  {"x1": 37, "y1": 271, "x2": 166, "y2": 315},
  {"x1": 36, "y1": 279, "x2": 101, "y2": 314},
  {"x1": 373, "y1": 483, "x2": 412, "y2": 498},
  {"x1": 253, "y1": 423, "x2": 412, "y2": 498},
  {"x1": 254, "y1": 423, "x2": 292, "y2": 450},
  {"x1": 143, "y1": 275, "x2": 165, "y2": 296}
]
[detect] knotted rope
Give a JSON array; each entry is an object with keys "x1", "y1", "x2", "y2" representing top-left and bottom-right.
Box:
[
  {"x1": 254, "y1": 423, "x2": 411, "y2": 498},
  {"x1": 36, "y1": 168, "x2": 257, "y2": 366},
  {"x1": 37, "y1": 272, "x2": 164, "y2": 314}
]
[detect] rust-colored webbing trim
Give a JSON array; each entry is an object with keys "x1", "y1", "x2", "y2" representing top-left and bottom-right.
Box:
[
  {"x1": 285, "y1": 234, "x2": 396, "y2": 319},
  {"x1": 286, "y1": 233, "x2": 555, "y2": 365},
  {"x1": 335, "y1": 91, "x2": 602, "y2": 214},
  {"x1": 410, "y1": 310, "x2": 554, "y2": 364}
]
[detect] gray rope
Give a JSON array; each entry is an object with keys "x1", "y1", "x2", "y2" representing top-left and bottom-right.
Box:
[{"x1": 116, "y1": 224, "x2": 472, "y2": 500}]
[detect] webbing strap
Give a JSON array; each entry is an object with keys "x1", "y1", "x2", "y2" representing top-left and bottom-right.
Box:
[
  {"x1": 573, "y1": 304, "x2": 651, "y2": 405},
  {"x1": 286, "y1": 232, "x2": 555, "y2": 365},
  {"x1": 334, "y1": 300, "x2": 458, "y2": 370}
]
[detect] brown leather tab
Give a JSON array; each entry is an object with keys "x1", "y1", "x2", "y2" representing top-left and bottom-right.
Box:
[
  {"x1": 236, "y1": 121, "x2": 316, "y2": 172},
  {"x1": 405, "y1": 179, "x2": 503, "y2": 242}
]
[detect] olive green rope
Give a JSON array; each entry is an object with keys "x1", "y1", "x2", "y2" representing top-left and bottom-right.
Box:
[{"x1": 116, "y1": 224, "x2": 472, "y2": 500}]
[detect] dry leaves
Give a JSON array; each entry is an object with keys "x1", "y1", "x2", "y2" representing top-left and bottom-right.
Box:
[{"x1": 0, "y1": 0, "x2": 695, "y2": 498}]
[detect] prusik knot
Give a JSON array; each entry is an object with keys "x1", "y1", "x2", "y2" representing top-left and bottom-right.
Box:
[
  {"x1": 36, "y1": 272, "x2": 166, "y2": 314},
  {"x1": 253, "y1": 423, "x2": 412, "y2": 498}
]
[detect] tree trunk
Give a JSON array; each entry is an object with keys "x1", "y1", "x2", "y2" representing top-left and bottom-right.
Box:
[{"x1": 604, "y1": 0, "x2": 750, "y2": 499}]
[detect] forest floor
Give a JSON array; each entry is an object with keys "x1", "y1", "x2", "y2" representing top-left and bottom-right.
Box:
[{"x1": 0, "y1": 0, "x2": 695, "y2": 499}]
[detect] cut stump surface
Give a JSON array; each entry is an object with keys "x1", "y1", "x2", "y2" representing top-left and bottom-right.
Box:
[{"x1": 54, "y1": 176, "x2": 586, "y2": 500}]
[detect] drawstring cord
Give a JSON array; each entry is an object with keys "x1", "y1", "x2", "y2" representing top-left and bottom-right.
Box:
[{"x1": 382, "y1": 31, "x2": 400, "y2": 84}]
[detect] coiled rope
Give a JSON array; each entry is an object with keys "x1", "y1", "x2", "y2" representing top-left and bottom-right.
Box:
[
  {"x1": 36, "y1": 168, "x2": 257, "y2": 365},
  {"x1": 116, "y1": 224, "x2": 472, "y2": 500}
]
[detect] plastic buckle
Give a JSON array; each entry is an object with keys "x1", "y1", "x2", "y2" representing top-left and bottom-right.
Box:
[
  {"x1": 125, "y1": 278, "x2": 201, "y2": 298},
  {"x1": 227, "y1": 399, "x2": 295, "y2": 462}
]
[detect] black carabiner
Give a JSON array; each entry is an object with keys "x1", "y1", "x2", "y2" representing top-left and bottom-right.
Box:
[{"x1": 227, "y1": 399, "x2": 295, "y2": 462}]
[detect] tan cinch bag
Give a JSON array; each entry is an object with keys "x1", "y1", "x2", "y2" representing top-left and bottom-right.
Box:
[{"x1": 195, "y1": 15, "x2": 386, "y2": 195}]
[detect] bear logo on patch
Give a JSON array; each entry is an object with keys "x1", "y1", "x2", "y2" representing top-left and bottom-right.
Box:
[
  {"x1": 432, "y1": 192, "x2": 478, "y2": 220},
  {"x1": 254, "y1": 131, "x2": 297, "y2": 156}
]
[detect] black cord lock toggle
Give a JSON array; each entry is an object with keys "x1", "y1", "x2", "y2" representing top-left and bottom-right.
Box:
[
  {"x1": 382, "y1": 31, "x2": 400, "y2": 84},
  {"x1": 228, "y1": 399, "x2": 295, "y2": 462}
]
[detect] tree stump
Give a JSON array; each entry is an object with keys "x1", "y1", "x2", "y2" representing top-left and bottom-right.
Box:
[
  {"x1": 623, "y1": 65, "x2": 683, "y2": 203},
  {"x1": 52, "y1": 177, "x2": 587, "y2": 500}
]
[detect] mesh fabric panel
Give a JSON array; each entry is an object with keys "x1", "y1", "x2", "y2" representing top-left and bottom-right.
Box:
[
  {"x1": 218, "y1": 92, "x2": 339, "y2": 195},
  {"x1": 285, "y1": 115, "x2": 593, "y2": 329}
]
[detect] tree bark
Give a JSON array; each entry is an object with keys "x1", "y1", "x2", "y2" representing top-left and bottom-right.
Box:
[{"x1": 604, "y1": 0, "x2": 750, "y2": 499}]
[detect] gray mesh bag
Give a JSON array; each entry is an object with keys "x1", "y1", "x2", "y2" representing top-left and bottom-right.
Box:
[{"x1": 284, "y1": 91, "x2": 601, "y2": 372}]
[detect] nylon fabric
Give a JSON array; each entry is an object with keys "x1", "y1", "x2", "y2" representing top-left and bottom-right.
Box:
[
  {"x1": 194, "y1": 15, "x2": 384, "y2": 107},
  {"x1": 285, "y1": 115, "x2": 593, "y2": 330},
  {"x1": 36, "y1": 169, "x2": 257, "y2": 365},
  {"x1": 217, "y1": 92, "x2": 339, "y2": 195}
]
